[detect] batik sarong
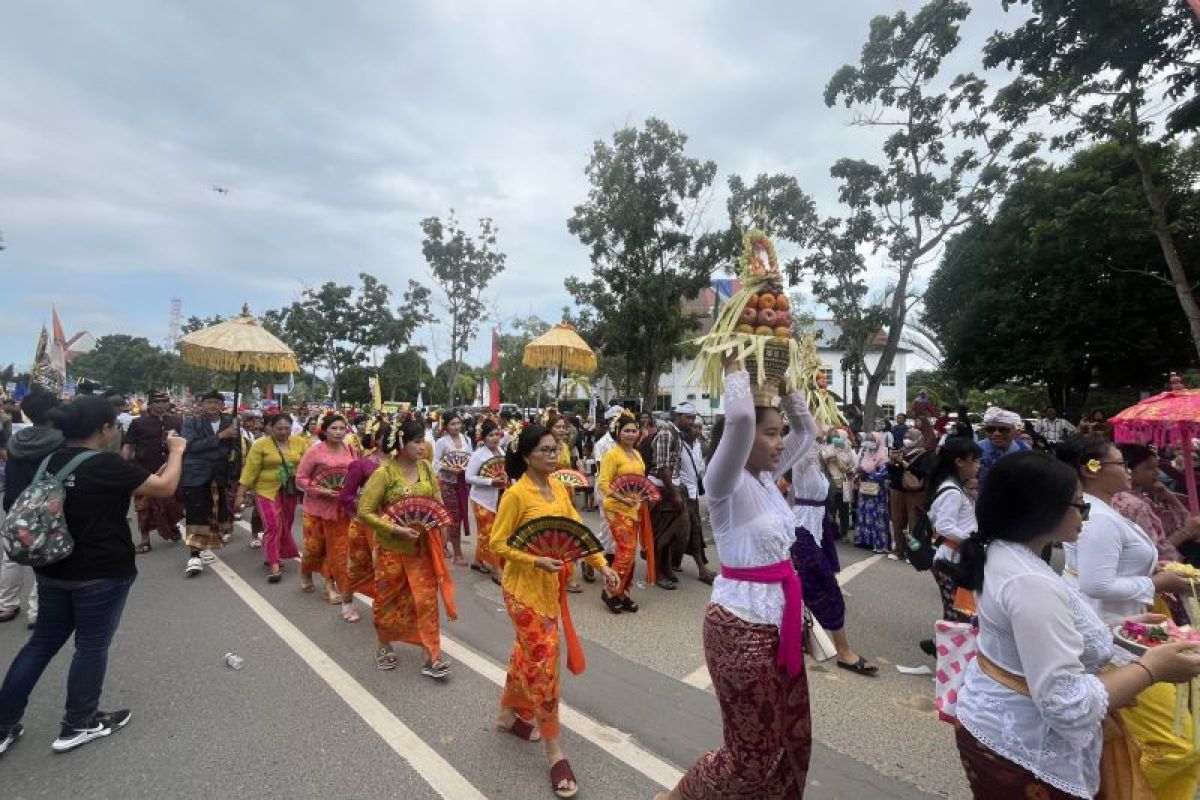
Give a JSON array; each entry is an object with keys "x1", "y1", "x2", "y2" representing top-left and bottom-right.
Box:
[
  {"x1": 438, "y1": 474, "x2": 470, "y2": 548},
  {"x1": 676, "y1": 603, "x2": 811, "y2": 800},
  {"x1": 183, "y1": 481, "x2": 231, "y2": 551},
  {"x1": 500, "y1": 592, "x2": 561, "y2": 740},
  {"x1": 790, "y1": 522, "x2": 844, "y2": 632},
  {"x1": 301, "y1": 512, "x2": 350, "y2": 593},
  {"x1": 606, "y1": 510, "x2": 640, "y2": 595},
  {"x1": 472, "y1": 502, "x2": 498, "y2": 568},
  {"x1": 345, "y1": 518, "x2": 376, "y2": 600},
  {"x1": 136, "y1": 493, "x2": 183, "y2": 541},
  {"x1": 955, "y1": 725, "x2": 1081, "y2": 800},
  {"x1": 373, "y1": 533, "x2": 456, "y2": 658}
]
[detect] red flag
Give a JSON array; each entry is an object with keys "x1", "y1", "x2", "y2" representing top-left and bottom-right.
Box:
[
  {"x1": 489, "y1": 327, "x2": 501, "y2": 411},
  {"x1": 1191, "y1": 0, "x2": 1200, "y2": 19}
]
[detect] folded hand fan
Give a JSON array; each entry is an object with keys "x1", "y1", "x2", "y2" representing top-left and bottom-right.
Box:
[
  {"x1": 506, "y1": 516, "x2": 603, "y2": 562},
  {"x1": 479, "y1": 456, "x2": 508, "y2": 482},
  {"x1": 439, "y1": 450, "x2": 471, "y2": 472},
  {"x1": 610, "y1": 474, "x2": 661, "y2": 504},
  {"x1": 549, "y1": 469, "x2": 589, "y2": 489},
  {"x1": 382, "y1": 496, "x2": 454, "y2": 534}
]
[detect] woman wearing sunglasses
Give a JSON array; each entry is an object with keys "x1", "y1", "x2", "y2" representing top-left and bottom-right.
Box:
[{"x1": 1058, "y1": 435, "x2": 1200, "y2": 799}]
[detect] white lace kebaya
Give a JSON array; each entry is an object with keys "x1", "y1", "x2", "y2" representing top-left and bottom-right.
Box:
[
  {"x1": 957, "y1": 539, "x2": 1121, "y2": 798},
  {"x1": 1062, "y1": 492, "x2": 1156, "y2": 622},
  {"x1": 706, "y1": 370, "x2": 816, "y2": 627}
]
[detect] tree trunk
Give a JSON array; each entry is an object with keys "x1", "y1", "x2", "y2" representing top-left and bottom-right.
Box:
[{"x1": 1128, "y1": 140, "x2": 1200, "y2": 361}]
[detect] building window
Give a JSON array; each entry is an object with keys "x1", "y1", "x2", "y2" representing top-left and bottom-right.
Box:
[
  {"x1": 883, "y1": 370, "x2": 896, "y2": 387},
  {"x1": 879, "y1": 403, "x2": 895, "y2": 419}
]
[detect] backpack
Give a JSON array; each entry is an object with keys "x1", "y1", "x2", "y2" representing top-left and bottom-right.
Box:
[
  {"x1": 906, "y1": 484, "x2": 961, "y2": 572},
  {"x1": 1, "y1": 450, "x2": 100, "y2": 567}
]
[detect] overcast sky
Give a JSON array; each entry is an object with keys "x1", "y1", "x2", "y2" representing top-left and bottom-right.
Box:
[{"x1": 0, "y1": 0, "x2": 1024, "y2": 373}]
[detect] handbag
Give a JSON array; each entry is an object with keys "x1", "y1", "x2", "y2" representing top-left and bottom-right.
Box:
[
  {"x1": 858, "y1": 480, "x2": 880, "y2": 497},
  {"x1": 274, "y1": 440, "x2": 301, "y2": 498},
  {"x1": 934, "y1": 619, "x2": 977, "y2": 724}
]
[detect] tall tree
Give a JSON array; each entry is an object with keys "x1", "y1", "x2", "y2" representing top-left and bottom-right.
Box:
[
  {"x1": 378, "y1": 349, "x2": 435, "y2": 404},
  {"x1": 433, "y1": 360, "x2": 477, "y2": 407},
  {"x1": 924, "y1": 142, "x2": 1198, "y2": 416},
  {"x1": 266, "y1": 273, "x2": 430, "y2": 402},
  {"x1": 69, "y1": 335, "x2": 178, "y2": 394},
  {"x1": 421, "y1": 212, "x2": 507, "y2": 408},
  {"x1": 495, "y1": 314, "x2": 551, "y2": 408},
  {"x1": 813, "y1": 0, "x2": 1037, "y2": 428},
  {"x1": 986, "y1": 0, "x2": 1200, "y2": 358},
  {"x1": 565, "y1": 118, "x2": 725, "y2": 410}
]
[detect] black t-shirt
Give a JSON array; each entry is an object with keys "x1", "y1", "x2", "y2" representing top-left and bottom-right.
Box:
[{"x1": 35, "y1": 447, "x2": 150, "y2": 581}]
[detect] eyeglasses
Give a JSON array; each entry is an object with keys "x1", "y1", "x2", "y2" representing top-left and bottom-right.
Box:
[
  {"x1": 1068, "y1": 501, "x2": 1091, "y2": 521},
  {"x1": 1096, "y1": 460, "x2": 1128, "y2": 468},
  {"x1": 984, "y1": 425, "x2": 1013, "y2": 434},
  {"x1": 534, "y1": 446, "x2": 559, "y2": 456}
]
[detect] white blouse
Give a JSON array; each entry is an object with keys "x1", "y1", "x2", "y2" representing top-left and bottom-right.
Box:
[
  {"x1": 464, "y1": 444, "x2": 505, "y2": 512},
  {"x1": 957, "y1": 540, "x2": 1116, "y2": 799},
  {"x1": 787, "y1": 455, "x2": 829, "y2": 547},
  {"x1": 707, "y1": 371, "x2": 815, "y2": 627},
  {"x1": 1062, "y1": 493, "x2": 1156, "y2": 622},
  {"x1": 928, "y1": 479, "x2": 975, "y2": 564},
  {"x1": 432, "y1": 433, "x2": 471, "y2": 483}
]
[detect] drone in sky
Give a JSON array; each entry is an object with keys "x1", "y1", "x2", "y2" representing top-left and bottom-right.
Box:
[{"x1": 212, "y1": 185, "x2": 230, "y2": 195}]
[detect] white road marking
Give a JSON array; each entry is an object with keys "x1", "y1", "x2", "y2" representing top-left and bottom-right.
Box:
[
  {"x1": 682, "y1": 552, "x2": 886, "y2": 692},
  {"x1": 208, "y1": 557, "x2": 488, "y2": 800},
  {"x1": 347, "y1": 588, "x2": 685, "y2": 790}
]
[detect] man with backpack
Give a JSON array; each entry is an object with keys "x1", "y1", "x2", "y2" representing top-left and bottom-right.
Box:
[{"x1": 0, "y1": 389, "x2": 62, "y2": 628}]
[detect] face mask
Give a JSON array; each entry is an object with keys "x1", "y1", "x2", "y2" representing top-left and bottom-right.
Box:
[
  {"x1": 861, "y1": 440, "x2": 878, "y2": 451},
  {"x1": 831, "y1": 437, "x2": 844, "y2": 448}
]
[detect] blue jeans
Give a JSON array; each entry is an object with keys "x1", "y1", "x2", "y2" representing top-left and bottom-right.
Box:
[{"x1": 0, "y1": 574, "x2": 135, "y2": 730}]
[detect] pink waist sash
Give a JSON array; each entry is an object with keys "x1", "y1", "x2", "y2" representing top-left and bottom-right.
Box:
[{"x1": 719, "y1": 560, "x2": 804, "y2": 677}]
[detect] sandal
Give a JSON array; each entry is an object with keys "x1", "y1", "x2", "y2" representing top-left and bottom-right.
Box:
[
  {"x1": 470, "y1": 563, "x2": 492, "y2": 575},
  {"x1": 375, "y1": 647, "x2": 398, "y2": 671},
  {"x1": 135, "y1": 543, "x2": 152, "y2": 554},
  {"x1": 268, "y1": 569, "x2": 283, "y2": 584},
  {"x1": 601, "y1": 591, "x2": 623, "y2": 615},
  {"x1": 566, "y1": 580, "x2": 583, "y2": 594},
  {"x1": 327, "y1": 590, "x2": 343, "y2": 604},
  {"x1": 550, "y1": 759, "x2": 578, "y2": 798},
  {"x1": 836, "y1": 657, "x2": 879, "y2": 676},
  {"x1": 342, "y1": 608, "x2": 361, "y2": 623},
  {"x1": 299, "y1": 576, "x2": 315, "y2": 593},
  {"x1": 497, "y1": 716, "x2": 541, "y2": 741},
  {"x1": 581, "y1": 564, "x2": 596, "y2": 583}
]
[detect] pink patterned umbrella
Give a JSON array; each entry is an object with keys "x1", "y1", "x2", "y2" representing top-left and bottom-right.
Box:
[{"x1": 1111, "y1": 373, "x2": 1200, "y2": 512}]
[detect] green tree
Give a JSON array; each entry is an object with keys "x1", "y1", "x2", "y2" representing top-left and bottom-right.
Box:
[
  {"x1": 378, "y1": 349, "x2": 435, "y2": 403},
  {"x1": 986, "y1": 0, "x2": 1200, "y2": 358},
  {"x1": 809, "y1": 0, "x2": 1037, "y2": 428},
  {"x1": 266, "y1": 273, "x2": 430, "y2": 402},
  {"x1": 69, "y1": 335, "x2": 178, "y2": 394},
  {"x1": 336, "y1": 364, "x2": 372, "y2": 405},
  {"x1": 565, "y1": 118, "x2": 725, "y2": 410},
  {"x1": 924, "y1": 142, "x2": 1198, "y2": 417},
  {"x1": 421, "y1": 212, "x2": 507, "y2": 408},
  {"x1": 433, "y1": 360, "x2": 477, "y2": 407},
  {"x1": 496, "y1": 314, "x2": 551, "y2": 408}
]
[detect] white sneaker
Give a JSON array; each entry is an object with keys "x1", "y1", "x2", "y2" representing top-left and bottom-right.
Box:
[
  {"x1": 199, "y1": 550, "x2": 216, "y2": 564},
  {"x1": 185, "y1": 557, "x2": 203, "y2": 577}
]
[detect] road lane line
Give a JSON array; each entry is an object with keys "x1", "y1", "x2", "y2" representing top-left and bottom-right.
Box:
[
  {"x1": 208, "y1": 557, "x2": 489, "y2": 800},
  {"x1": 680, "y1": 551, "x2": 886, "y2": 692},
  {"x1": 346, "y1": 590, "x2": 684, "y2": 789}
]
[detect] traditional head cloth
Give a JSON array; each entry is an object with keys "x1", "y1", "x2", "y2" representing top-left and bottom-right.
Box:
[
  {"x1": 200, "y1": 389, "x2": 223, "y2": 402},
  {"x1": 982, "y1": 406, "x2": 1021, "y2": 428},
  {"x1": 673, "y1": 402, "x2": 699, "y2": 416},
  {"x1": 603, "y1": 404, "x2": 624, "y2": 421}
]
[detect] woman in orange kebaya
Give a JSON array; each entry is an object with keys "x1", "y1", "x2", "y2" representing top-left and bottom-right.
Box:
[
  {"x1": 597, "y1": 411, "x2": 650, "y2": 615},
  {"x1": 295, "y1": 413, "x2": 357, "y2": 615},
  {"x1": 490, "y1": 425, "x2": 618, "y2": 799},
  {"x1": 357, "y1": 420, "x2": 456, "y2": 679}
]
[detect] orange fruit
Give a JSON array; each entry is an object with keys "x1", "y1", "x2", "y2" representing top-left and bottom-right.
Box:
[
  {"x1": 775, "y1": 294, "x2": 790, "y2": 311},
  {"x1": 774, "y1": 326, "x2": 791, "y2": 337},
  {"x1": 745, "y1": 293, "x2": 759, "y2": 310},
  {"x1": 757, "y1": 293, "x2": 776, "y2": 310}
]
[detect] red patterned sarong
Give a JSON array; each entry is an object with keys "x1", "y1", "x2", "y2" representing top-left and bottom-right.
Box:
[
  {"x1": 345, "y1": 519, "x2": 376, "y2": 600},
  {"x1": 676, "y1": 603, "x2": 811, "y2": 800},
  {"x1": 301, "y1": 512, "x2": 350, "y2": 593},
  {"x1": 372, "y1": 533, "x2": 456, "y2": 659},
  {"x1": 472, "y1": 502, "x2": 497, "y2": 568},
  {"x1": 501, "y1": 592, "x2": 561, "y2": 740}
]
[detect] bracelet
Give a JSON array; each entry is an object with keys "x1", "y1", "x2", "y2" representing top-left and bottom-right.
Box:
[{"x1": 1132, "y1": 661, "x2": 1156, "y2": 686}]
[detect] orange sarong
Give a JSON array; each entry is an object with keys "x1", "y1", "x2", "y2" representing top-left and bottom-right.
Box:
[
  {"x1": 501, "y1": 592, "x2": 562, "y2": 740},
  {"x1": 372, "y1": 530, "x2": 457, "y2": 659},
  {"x1": 472, "y1": 502, "x2": 498, "y2": 568},
  {"x1": 607, "y1": 508, "x2": 655, "y2": 594},
  {"x1": 301, "y1": 512, "x2": 350, "y2": 592},
  {"x1": 346, "y1": 518, "x2": 376, "y2": 600}
]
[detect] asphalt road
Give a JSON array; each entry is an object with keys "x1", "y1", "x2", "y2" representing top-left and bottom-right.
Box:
[{"x1": 0, "y1": 503, "x2": 973, "y2": 799}]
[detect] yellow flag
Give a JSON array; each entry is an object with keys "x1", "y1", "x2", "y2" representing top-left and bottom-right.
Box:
[{"x1": 371, "y1": 372, "x2": 383, "y2": 409}]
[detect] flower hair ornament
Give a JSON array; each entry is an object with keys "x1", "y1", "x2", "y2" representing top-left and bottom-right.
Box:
[
  {"x1": 1086, "y1": 458, "x2": 1102, "y2": 474},
  {"x1": 610, "y1": 410, "x2": 637, "y2": 438}
]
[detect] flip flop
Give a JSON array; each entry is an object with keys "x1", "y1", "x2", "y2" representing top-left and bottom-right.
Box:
[
  {"x1": 836, "y1": 657, "x2": 879, "y2": 676},
  {"x1": 470, "y1": 563, "x2": 492, "y2": 575},
  {"x1": 550, "y1": 759, "x2": 578, "y2": 798},
  {"x1": 497, "y1": 717, "x2": 541, "y2": 741},
  {"x1": 135, "y1": 543, "x2": 152, "y2": 554}
]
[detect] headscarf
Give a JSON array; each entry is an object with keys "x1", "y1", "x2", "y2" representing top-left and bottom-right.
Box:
[
  {"x1": 857, "y1": 431, "x2": 888, "y2": 473},
  {"x1": 982, "y1": 406, "x2": 1021, "y2": 428}
]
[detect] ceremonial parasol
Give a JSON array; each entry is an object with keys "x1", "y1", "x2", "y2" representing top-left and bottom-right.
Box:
[
  {"x1": 522, "y1": 322, "x2": 596, "y2": 399},
  {"x1": 1111, "y1": 373, "x2": 1200, "y2": 513},
  {"x1": 178, "y1": 305, "x2": 298, "y2": 413}
]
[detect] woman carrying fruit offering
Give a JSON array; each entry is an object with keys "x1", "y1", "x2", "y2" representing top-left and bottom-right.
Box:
[
  {"x1": 358, "y1": 420, "x2": 456, "y2": 679},
  {"x1": 597, "y1": 411, "x2": 650, "y2": 614},
  {"x1": 433, "y1": 411, "x2": 472, "y2": 567},
  {"x1": 465, "y1": 419, "x2": 507, "y2": 577},
  {"x1": 1058, "y1": 435, "x2": 1200, "y2": 799},
  {"x1": 489, "y1": 425, "x2": 618, "y2": 799},
  {"x1": 295, "y1": 413, "x2": 358, "y2": 614},
  {"x1": 947, "y1": 452, "x2": 1200, "y2": 799}
]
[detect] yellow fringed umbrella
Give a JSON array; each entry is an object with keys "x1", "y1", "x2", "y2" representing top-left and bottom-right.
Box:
[
  {"x1": 178, "y1": 305, "x2": 298, "y2": 411},
  {"x1": 522, "y1": 322, "x2": 596, "y2": 399}
]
